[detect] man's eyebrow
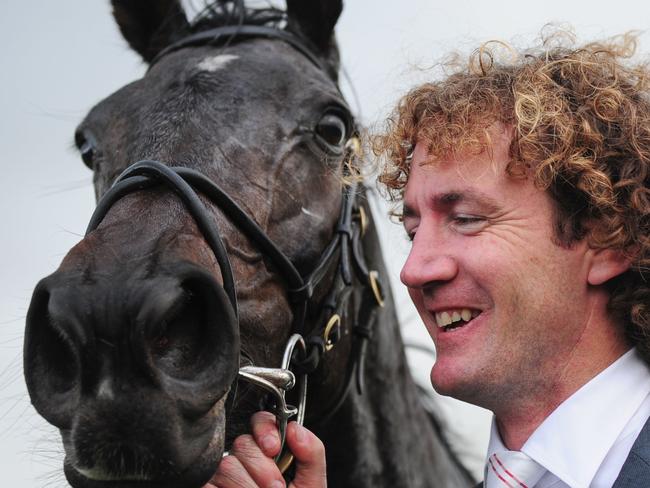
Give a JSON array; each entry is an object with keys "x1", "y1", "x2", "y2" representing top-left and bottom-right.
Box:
[
  {"x1": 437, "y1": 190, "x2": 503, "y2": 213},
  {"x1": 402, "y1": 189, "x2": 502, "y2": 219}
]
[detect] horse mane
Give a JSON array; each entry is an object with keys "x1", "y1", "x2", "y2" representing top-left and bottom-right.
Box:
[
  {"x1": 190, "y1": 0, "x2": 286, "y2": 32},
  {"x1": 186, "y1": 0, "x2": 341, "y2": 79}
]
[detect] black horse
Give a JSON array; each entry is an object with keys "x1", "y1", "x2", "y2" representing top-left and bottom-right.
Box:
[{"x1": 23, "y1": 1, "x2": 474, "y2": 487}]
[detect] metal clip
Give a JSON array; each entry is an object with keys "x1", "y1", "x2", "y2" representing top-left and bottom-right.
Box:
[
  {"x1": 237, "y1": 366, "x2": 298, "y2": 448},
  {"x1": 233, "y1": 334, "x2": 308, "y2": 473}
]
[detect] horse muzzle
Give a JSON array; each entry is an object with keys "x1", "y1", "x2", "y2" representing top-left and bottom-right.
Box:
[{"x1": 23, "y1": 262, "x2": 240, "y2": 488}]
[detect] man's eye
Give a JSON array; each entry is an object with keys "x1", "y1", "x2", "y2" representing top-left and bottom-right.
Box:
[
  {"x1": 454, "y1": 215, "x2": 483, "y2": 224},
  {"x1": 452, "y1": 215, "x2": 487, "y2": 232}
]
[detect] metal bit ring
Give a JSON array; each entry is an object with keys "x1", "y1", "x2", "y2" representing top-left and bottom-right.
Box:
[
  {"x1": 230, "y1": 334, "x2": 307, "y2": 473},
  {"x1": 276, "y1": 334, "x2": 308, "y2": 471}
]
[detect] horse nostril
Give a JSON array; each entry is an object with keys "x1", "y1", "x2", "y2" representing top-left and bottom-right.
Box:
[
  {"x1": 149, "y1": 281, "x2": 212, "y2": 378},
  {"x1": 24, "y1": 281, "x2": 81, "y2": 428},
  {"x1": 142, "y1": 270, "x2": 239, "y2": 417}
]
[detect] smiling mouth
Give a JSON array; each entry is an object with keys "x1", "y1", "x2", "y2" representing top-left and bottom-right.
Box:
[{"x1": 434, "y1": 308, "x2": 480, "y2": 332}]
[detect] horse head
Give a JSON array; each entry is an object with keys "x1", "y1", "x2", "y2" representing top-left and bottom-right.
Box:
[{"x1": 23, "y1": 1, "x2": 376, "y2": 487}]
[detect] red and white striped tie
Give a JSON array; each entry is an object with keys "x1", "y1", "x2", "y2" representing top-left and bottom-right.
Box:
[{"x1": 484, "y1": 451, "x2": 546, "y2": 488}]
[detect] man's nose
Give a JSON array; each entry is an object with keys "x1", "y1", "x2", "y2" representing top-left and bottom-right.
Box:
[{"x1": 400, "y1": 230, "x2": 458, "y2": 289}]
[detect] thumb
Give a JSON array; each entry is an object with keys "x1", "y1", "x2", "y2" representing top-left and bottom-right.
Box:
[{"x1": 286, "y1": 422, "x2": 327, "y2": 488}]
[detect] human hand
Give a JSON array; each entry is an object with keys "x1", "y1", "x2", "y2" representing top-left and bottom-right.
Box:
[{"x1": 206, "y1": 411, "x2": 327, "y2": 488}]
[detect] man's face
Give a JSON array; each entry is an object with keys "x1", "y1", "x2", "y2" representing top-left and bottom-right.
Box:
[{"x1": 400, "y1": 132, "x2": 597, "y2": 411}]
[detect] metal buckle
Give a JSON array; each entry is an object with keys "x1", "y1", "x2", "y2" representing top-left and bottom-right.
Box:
[
  {"x1": 232, "y1": 334, "x2": 308, "y2": 473},
  {"x1": 369, "y1": 270, "x2": 385, "y2": 308}
]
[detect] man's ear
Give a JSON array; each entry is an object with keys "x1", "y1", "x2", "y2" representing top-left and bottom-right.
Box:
[{"x1": 587, "y1": 248, "x2": 634, "y2": 286}]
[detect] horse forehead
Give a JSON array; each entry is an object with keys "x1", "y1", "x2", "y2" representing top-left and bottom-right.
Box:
[{"x1": 195, "y1": 54, "x2": 240, "y2": 73}]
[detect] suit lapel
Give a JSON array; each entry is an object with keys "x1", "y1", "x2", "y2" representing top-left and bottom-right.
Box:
[{"x1": 613, "y1": 416, "x2": 650, "y2": 487}]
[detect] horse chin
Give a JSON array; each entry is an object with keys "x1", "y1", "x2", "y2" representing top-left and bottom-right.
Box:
[
  {"x1": 63, "y1": 442, "x2": 221, "y2": 488},
  {"x1": 63, "y1": 460, "x2": 216, "y2": 488},
  {"x1": 61, "y1": 402, "x2": 228, "y2": 488}
]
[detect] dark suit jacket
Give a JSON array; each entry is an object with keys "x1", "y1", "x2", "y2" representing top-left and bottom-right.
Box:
[
  {"x1": 612, "y1": 415, "x2": 650, "y2": 487},
  {"x1": 473, "y1": 416, "x2": 650, "y2": 488}
]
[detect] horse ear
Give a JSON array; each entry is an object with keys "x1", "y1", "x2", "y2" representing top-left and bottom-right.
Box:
[
  {"x1": 111, "y1": 0, "x2": 190, "y2": 63},
  {"x1": 286, "y1": 0, "x2": 343, "y2": 54}
]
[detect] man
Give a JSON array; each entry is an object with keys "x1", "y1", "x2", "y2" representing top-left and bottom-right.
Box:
[{"x1": 209, "y1": 32, "x2": 650, "y2": 488}]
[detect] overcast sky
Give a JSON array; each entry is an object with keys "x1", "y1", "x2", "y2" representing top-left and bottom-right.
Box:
[{"x1": 1, "y1": 0, "x2": 649, "y2": 485}]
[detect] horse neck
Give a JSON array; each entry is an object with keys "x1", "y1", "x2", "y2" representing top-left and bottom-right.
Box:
[{"x1": 311, "y1": 209, "x2": 474, "y2": 488}]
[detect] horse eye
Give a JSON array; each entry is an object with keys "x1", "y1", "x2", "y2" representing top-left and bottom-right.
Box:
[
  {"x1": 80, "y1": 140, "x2": 96, "y2": 168},
  {"x1": 315, "y1": 113, "x2": 348, "y2": 149},
  {"x1": 75, "y1": 130, "x2": 97, "y2": 169}
]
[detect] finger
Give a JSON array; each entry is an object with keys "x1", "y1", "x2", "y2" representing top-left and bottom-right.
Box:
[
  {"x1": 286, "y1": 422, "x2": 327, "y2": 488},
  {"x1": 229, "y1": 434, "x2": 286, "y2": 487},
  {"x1": 250, "y1": 410, "x2": 282, "y2": 458},
  {"x1": 208, "y1": 453, "x2": 260, "y2": 488}
]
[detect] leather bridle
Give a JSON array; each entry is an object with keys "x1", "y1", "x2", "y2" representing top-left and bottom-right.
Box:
[{"x1": 85, "y1": 24, "x2": 385, "y2": 473}]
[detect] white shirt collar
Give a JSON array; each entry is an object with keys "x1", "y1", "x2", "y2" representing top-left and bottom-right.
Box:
[{"x1": 486, "y1": 348, "x2": 650, "y2": 487}]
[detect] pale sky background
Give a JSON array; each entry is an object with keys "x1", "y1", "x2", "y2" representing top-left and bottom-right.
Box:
[{"x1": 1, "y1": 1, "x2": 649, "y2": 486}]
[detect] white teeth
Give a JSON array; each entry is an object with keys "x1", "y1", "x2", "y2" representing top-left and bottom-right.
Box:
[
  {"x1": 440, "y1": 311, "x2": 451, "y2": 326},
  {"x1": 434, "y1": 308, "x2": 478, "y2": 328}
]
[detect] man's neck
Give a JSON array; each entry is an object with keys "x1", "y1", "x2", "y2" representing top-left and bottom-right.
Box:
[{"x1": 495, "y1": 340, "x2": 631, "y2": 450}]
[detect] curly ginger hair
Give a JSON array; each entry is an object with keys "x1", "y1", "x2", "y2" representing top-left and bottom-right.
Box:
[{"x1": 374, "y1": 31, "x2": 650, "y2": 360}]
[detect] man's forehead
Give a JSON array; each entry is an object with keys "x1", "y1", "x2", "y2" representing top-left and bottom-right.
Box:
[
  {"x1": 411, "y1": 122, "x2": 513, "y2": 166},
  {"x1": 406, "y1": 152, "x2": 508, "y2": 193},
  {"x1": 407, "y1": 131, "x2": 516, "y2": 193},
  {"x1": 411, "y1": 145, "x2": 507, "y2": 169}
]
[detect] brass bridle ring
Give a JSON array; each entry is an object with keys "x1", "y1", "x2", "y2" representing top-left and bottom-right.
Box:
[
  {"x1": 323, "y1": 314, "x2": 342, "y2": 351},
  {"x1": 344, "y1": 135, "x2": 361, "y2": 157},
  {"x1": 369, "y1": 270, "x2": 385, "y2": 308},
  {"x1": 357, "y1": 205, "x2": 368, "y2": 236}
]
